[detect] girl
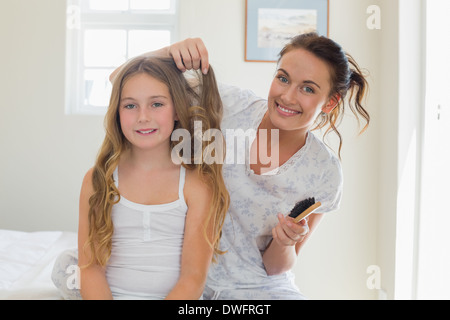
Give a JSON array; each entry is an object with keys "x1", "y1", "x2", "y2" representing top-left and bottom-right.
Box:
[
  {"x1": 56, "y1": 56, "x2": 229, "y2": 299},
  {"x1": 138, "y1": 33, "x2": 371, "y2": 299}
]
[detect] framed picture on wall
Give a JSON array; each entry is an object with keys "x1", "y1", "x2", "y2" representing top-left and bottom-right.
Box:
[{"x1": 245, "y1": 0, "x2": 329, "y2": 62}]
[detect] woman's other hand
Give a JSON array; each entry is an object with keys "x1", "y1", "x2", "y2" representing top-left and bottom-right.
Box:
[
  {"x1": 168, "y1": 38, "x2": 209, "y2": 74},
  {"x1": 272, "y1": 213, "x2": 309, "y2": 247}
]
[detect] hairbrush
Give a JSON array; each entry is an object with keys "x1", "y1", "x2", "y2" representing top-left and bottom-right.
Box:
[{"x1": 288, "y1": 197, "x2": 322, "y2": 223}]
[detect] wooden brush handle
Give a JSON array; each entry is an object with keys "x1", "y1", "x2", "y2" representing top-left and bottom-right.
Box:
[{"x1": 293, "y1": 202, "x2": 322, "y2": 224}]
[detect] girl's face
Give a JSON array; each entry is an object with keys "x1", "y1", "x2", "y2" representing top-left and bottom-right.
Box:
[
  {"x1": 267, "y1": 48, "x2": 338, "y2": 134},
  {"x1": 119, "y1": 73, "x2": 178, "y2": 151}
]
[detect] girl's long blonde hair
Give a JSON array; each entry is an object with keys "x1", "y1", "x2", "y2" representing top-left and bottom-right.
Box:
[{"x1": 85, "y1": 56, "x2": 230, "y2": 267}]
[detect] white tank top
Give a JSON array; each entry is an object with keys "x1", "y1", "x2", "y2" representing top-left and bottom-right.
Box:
[{"x1": 106, "y1": 166, "x2": 188, "y2": 300}]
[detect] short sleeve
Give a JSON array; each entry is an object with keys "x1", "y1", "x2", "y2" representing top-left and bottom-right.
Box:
[
  {"x1": 315, "y1": 155, "x2": 343, "y2": 213},
  {"x1": 218, "y1": 82, "x2": 266, "y2": 119}
]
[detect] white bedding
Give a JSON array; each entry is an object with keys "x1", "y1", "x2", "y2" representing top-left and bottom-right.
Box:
[{"x1": 0, "y1": 229, "x2": 77, "y2": 300}]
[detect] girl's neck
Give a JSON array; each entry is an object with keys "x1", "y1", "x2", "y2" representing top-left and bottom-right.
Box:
[{"x1": 122, "y1": 144, "x2": 176, "y2": 172}]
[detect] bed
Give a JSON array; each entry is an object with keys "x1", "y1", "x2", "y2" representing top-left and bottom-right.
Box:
[{"x1": 0, "y1": 229, "x2": 77, "y2": 300}]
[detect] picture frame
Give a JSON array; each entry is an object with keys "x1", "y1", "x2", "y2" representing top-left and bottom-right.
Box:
[{"x1": 245, "y1": 0, "x2": 329, "y2": 62}]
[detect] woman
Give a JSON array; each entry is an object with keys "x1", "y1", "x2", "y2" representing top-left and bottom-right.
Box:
[{"x1": 151, "y1": 33, "x2": 370, "y2": 299}]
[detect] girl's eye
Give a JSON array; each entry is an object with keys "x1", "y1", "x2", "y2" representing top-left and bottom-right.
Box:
[
  {"x1": 124, "y1": 104, "x2": 137, "y2": 109},
  {"x1": 152, "y1": 102, "x2": 163, "y2": 108}
]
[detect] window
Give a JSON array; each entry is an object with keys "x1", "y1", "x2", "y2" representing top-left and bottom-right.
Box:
[
  {"x1": 416, "y1": 0, "x2": 450, "y2": 299},
  {"x1": 65, "y1": 0, "x2": 178, "y2": 114},
  {"x1": 394, "y1": 0, "x2": 450, "y2": 300}
]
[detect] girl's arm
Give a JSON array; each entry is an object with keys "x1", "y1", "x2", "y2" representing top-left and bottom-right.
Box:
[
  {"x1": 262, "y1": 213, "x2": 324, "y2": 276},
  {"x1": 77, "y1": 168, "x2": 113, "y2": 300},
  {"x1": 165, "y1": 170, "x2": 214, "y2": 300}
]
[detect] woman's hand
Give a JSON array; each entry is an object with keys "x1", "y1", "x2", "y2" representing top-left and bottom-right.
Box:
[
  {"x1": 263, "y1": 213, "x2": 322, "y2": 276},
  {"x1": 168, "y1": 38, "x2": 209, "y2": 74},
  {"x1": 110, "y1": 38, "x2": 210, "y2": 82},
  {"x1": 271, "y1": 213, "x2": 309, "y2": 247}
]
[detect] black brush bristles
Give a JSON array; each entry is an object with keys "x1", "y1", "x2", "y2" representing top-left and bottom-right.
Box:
[{"x1": 289, "y1": 197, "x2": 316, "y2": 219}]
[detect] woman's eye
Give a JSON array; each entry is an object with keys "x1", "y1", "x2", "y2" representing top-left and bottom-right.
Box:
[
  {"x1": 124, "y1": 104, "x2": 137, "y2": 109},
  {"x1": 278, "y1": 75, "x2": 288, "y2": 84},
  {"x1": 152, "y1": 102, "x2": 163, "y2": 108},
  {"x1": 303, "y1": 86, "x2": 314, "y2": 94}
]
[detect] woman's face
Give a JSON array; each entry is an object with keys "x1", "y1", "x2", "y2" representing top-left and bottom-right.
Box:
[{"x1": 267, "y1": 48, "x2": 337, "y2": 134}]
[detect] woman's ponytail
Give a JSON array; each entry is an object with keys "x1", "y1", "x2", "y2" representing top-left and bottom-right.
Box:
[{"x1": 347, "y1": 55, "x2": 370, "y2": 136}]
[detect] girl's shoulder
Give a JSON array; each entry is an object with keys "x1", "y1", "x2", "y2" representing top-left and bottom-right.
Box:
[
  {"x1": 79, "y1": 167, "x2": 96, "y2": 201},
  {"x1": 81, "y1": 167, "x2": 95, "y2": 190},
  {"x1": 183, "y1": 168, "x2": 213, "y2": 210},
  {"x1": 184, "y1": 168, "x2": 211, "y2": 195}
]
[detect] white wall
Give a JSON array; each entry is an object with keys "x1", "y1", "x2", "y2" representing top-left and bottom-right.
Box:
[
  {"x1": 0, "y1": 1, "x2": 104, "y2": 232},
  {"x1": 376, "y1": 0, "x2": 399, "y2": 300},
  {"x1": 0, "y1": 0, "x2": 403, "y2": 300}
]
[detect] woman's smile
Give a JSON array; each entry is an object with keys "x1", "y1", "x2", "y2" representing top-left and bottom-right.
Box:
[{"x1": 276, "y1": 103, "x2": 301, "y2": 117}]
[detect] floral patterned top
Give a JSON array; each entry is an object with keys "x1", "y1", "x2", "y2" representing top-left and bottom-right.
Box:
[{"x1": 203, "y1": 84, "x2": 343, "y2": 300}]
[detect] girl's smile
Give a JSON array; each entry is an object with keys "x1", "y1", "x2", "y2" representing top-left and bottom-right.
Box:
[{"x1": 135, "y1": 128, "x2": 158, "y2": 135}]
